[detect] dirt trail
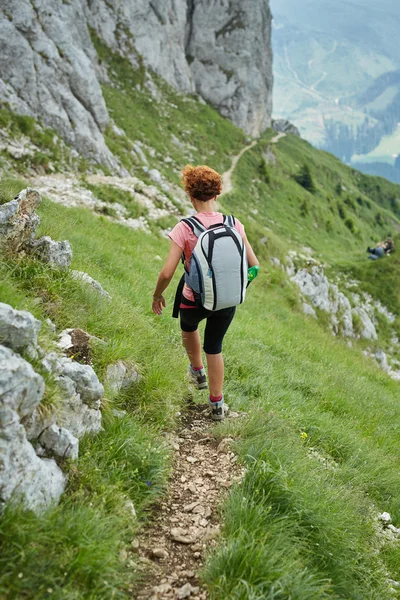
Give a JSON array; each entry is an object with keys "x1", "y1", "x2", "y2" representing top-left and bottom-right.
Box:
[
  {"x1": 220, "y1": 132, "x2": 285, "y2": 197},
  {"x1": 135, "y1": 403, "x2": 245, "y2": 600},
  {"x1": 221, "y1": 140, "x2": 257, "y2": 196},
  {"x1": 271, "y1": 131, "x2": 286, "y2": 144}
]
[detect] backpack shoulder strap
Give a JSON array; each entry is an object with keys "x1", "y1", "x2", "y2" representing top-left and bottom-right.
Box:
[
  {"x1": 181, "y1": 216, "x2": 207, "y2": 238},
  {"x1": 223, "y1": 215, "x2": 236, "y2": 228}
]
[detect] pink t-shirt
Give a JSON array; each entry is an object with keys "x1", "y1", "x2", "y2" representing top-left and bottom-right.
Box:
[{"x1": 169, "y1": 212, "x2": 245, "y2": 302}]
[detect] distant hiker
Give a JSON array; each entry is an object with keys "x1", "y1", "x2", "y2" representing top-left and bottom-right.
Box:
[
  {"x1": 152, "y1": 164, "x2": 259, "y2": 421},
  {"x1": 367, "y1": 236, "x2": 395, "y2": 260}
]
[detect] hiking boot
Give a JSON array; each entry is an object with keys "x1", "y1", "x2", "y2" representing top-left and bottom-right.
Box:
[
  {"x1": 209, "y1": 397, "x2": 225, "y2": 422},
  {"x1": 188, "y1": 365, "x2": 208, "y2": 390}
]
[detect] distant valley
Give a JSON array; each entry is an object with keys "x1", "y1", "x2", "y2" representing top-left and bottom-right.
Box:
[{"x1": 271, "y1": 0, "x2": 400, "y2": 182}]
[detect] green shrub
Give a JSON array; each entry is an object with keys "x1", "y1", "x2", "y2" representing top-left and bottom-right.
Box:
[
  {"x1": 337, "y1": 202, "x2": 346, "y2": 220},
  {"x1": 344, "y1": 196, "x2": 356, "y2": 210},
  {"x1": 259, "y1": 158, "x2": 270, "y2": 184},
  {"x1": 375, "y1": 212, "x2": 384, "y2": 226},
  {"x1": 335, "y1": 182, "x2": 342, "y2": 196},
  {"x1": 344, "y1": 217, "x2": 356, "y2": 233},
  {"x1": 295, "y1": 163, "x2": 316, "y2": 193}
]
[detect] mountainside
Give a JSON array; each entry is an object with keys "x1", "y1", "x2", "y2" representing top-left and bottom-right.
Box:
[
  {"x1": 3, "y1": 5, "x2": 400, "y2": 599},
  {"x1": 0, "y1": 0, "x2": 273, "y2": 166},
  {"x1": 271, "y1": 0, "x2": 400, "y2": 182}
]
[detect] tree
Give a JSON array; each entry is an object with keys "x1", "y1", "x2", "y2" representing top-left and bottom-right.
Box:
[{"x1": 295, "y1": 164, "x2": 316, "y2": 193}]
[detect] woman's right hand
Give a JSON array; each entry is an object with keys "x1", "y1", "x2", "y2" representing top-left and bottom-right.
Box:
[{"x1": 152, "y1": 296, "x2": 166, "y2": 315}]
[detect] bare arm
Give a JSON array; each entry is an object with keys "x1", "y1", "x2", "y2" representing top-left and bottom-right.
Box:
[
  {"x1": 152, "y1": 240, "x2": 183, "y2": 315},
  {"x1": 243, "y1": 234, "x2": 259, "y2": 267}
]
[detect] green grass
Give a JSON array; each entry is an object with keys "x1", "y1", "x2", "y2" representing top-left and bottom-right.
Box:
[
  {"x1": 0, "y1": 176, "x2": 27, "y2": 204},
  {"x1": 0, "y1": 104, "x2": 86, "y2": 175},
  {"x1": 0, "y1": 183, "x2": 190, "y2": 598},
  {"x1": 90, "y1": 32, "x2": 247, "y2": 182},
  {"x1": 2, "y1": 163, "x2": 400, "y2": 597},
  {"x1": 82, "y1": 181, "x2": 149, "y2": 219},
  {"x1": 203, "y1": 279, "x2": 400, "y2": 599},
  {"x1": 2, "y1": 42, "x2": 400, "y2": 597}
]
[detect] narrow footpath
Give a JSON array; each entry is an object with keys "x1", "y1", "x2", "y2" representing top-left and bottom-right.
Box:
[
  {"x1": 220, "y1": 131, "x2": 285, "y2": 196},
  {"x1": 221, "y1": 140, "x2": 257, "y2": 196},
  {"x1": 135, "y1": 403, "x2": 245, "y2": 600}
]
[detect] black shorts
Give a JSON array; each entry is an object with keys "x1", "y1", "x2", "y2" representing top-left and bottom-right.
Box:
[{"x1": 180, "y1": 297, "x2": 236, "y2": 354}]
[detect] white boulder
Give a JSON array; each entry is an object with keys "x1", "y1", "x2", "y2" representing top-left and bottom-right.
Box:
[
  {"x1": 0, "y1": 345, "x2": 66, "y2": 513},
  {"x1": 0, "y1": 302, "x2": 41, "y2": 355}
]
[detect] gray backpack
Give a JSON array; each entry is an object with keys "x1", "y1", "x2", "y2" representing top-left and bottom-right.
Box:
[{"x1": 181, "y1": 215, "x2": 248, "y2": 311}]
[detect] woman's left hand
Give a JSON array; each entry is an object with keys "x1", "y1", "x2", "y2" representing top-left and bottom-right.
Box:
[{"x1": 152, "y1": 296, "x2": 166, "y2": 315}]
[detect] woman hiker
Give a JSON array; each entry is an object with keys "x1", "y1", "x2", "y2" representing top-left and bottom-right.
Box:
[{"x1": 152, "y1": 164, "x2": 259, "y2": 421}]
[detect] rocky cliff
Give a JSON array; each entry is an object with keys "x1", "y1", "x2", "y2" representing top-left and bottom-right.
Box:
[{"x1": 0, "y1": 0, "x2": 273, "y2": 165}]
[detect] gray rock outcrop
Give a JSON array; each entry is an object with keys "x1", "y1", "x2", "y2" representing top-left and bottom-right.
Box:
[
  {"x1": 0, "y1": 187, "x2": 73, "y2": 268},
  {"x1": 186, "y1": 0, "x2": 273, "y2": 136},
  {"x1": 0, "y1": 0, "x2": 273, "y2": 163},
  {"x1": 71, "y1": 270, "x2": 111, "y2": 300},
  {"x1": 0, "y1": 345, "x2": 66, "y2": 513},
  {"x1": 272, "y1": 119, "x2": 301, "y2": 137},
  {"x1": 106, "y1": 360, "x2": 141, "y2": 396},
  {"x1": 292, "y1": 265, "x2": 378, "y2": 340},
  {"x1": 42, "y1": 352, "x2": 103, "y2": 438},
  {"x1": 29, "y1": 236, "x2": 72, "y2": 269},
  {"x1": 0, "y1": 0, "x2": 114, "y2": 167},
  {"x1": 0, "y1": 302, "x2": 41, "y2": 355},
  {"x1": 39, "y1": 424, "x2": 79, "y2": 461},
  {"x1": 0, "y1": 188, "x2": 41, "y2": 252}
]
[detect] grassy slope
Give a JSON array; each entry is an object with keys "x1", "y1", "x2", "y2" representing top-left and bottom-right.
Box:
[{"x1": 2, "y1": 36, "x2": 400, "y2": 600}]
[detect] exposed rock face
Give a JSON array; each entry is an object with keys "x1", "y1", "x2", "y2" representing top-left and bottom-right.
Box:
[
  {"x1": 0, "y1": 301, "x2": 106, "y2": 511},
  {"x1": 0, "y1": 188, "x2": 41, "y2": 252},
  {"x1": 0, "y1": 302, "x2": 41, "y2": 355},
  {"x1": 0, "y1": 345, "x2": 66, "y2": 513},
  {"x1": 29, "y1": 236, "x2": 72, "y2": 269},
  {"x1": 0, "y1": 0, "x2": 273, "y2": 163},
  {"x1": 292, "y1": 266, "x2": 379, "y2": 340},
  {"x1": 272, "y1": 119, "x2": 301, "y2": 137},
  {"x1": 39, "y1": 423, "x2": 79, "y2": 461},
  {"x1": 0, "y1": 0, "x2": 113, "y2": 166},
  {"x1": 187, "y1": 0, "x2": 273, "y2": 136},
  {"x1": 71, "y1": 270, "x2": 111, "y2": 300},
  {"x1": 42, "y1": 352, "x2": 103, "y2": 438},
  {"x1": 106, "y1": 360, "x2": 141, "y2": 396},
  {"x1": 0, "y1": 187, "x2": 73, "y2": 268}
]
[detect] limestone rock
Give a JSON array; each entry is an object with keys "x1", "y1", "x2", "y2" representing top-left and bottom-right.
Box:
[
  {"x1": 71, "y1": 270, "x2": 111, "y2": 300},
  {"x1": 0, "y1": 1, "x2": 273, "y2": 162},
  {"x1": 0, "y1": 302, "x2": 41, "y2": 355},
  {"x1": 0, "y1": 188, "x2": 41, "y2": 251},
  {"x1": 272, "y1": 119, "x2": 301, "y2": 137},
  {"x1": 0, "y1": 0, "x2": 114, "y2": 167},
  {"x1": 151, "y1": 547, "x2": 169, "y2": 559},
  {"x1": 29, "y1": 236, "x2": 72, "y2": 269},
  {"x1": 187, "y1": 0, "x2": 273, "y2": 136},
  {"x1": 42, "y1": 352, "x2": 103, "y2": 437},
  {"x1": 170, "y1": 527, "x2": 198, "y2": 544},
  {"x1": 352, "y1": 306, "x2": 377, "y2": 340},
  {"x1": 302, "y1": 302, "x2": 317, "y2": 318},
  {"x1": 176, "y1": 583, "x2": 199, "y2": 599},
  {"x1": 105, "y1": 360, "x2": 141, "y2": 395},
  {"x1": 39, "y1": 423, "x2": 79, "y2": 460},
  {"x1": 292, "y1": 267, "x2": 355, "y2": 337},
  {"x1": 0, "y1": 345, "x2": 66, "y2": 513}
]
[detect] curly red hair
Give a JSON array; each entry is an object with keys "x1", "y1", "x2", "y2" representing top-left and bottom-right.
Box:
[{"x1": 181, "y1": 165, "x2": 222, "y2": 201}]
